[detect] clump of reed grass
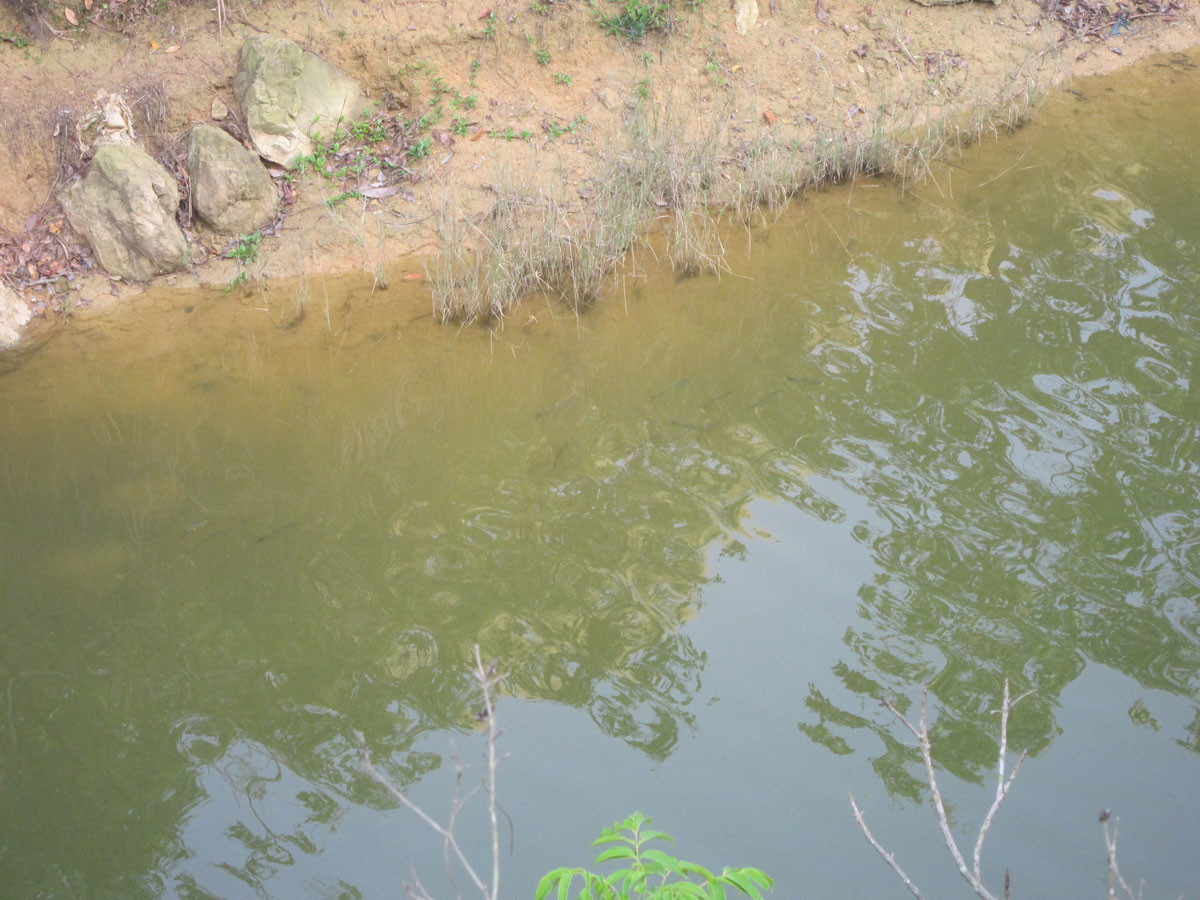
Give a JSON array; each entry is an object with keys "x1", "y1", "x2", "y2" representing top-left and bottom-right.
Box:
[{"x1": 430, "y1": 44, "x2": 1061, "y2": 325}]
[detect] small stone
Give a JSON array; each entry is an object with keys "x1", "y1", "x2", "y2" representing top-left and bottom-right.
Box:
[
  {"x1": 211, "y1": 96, "x2": 230, "y2": 120},
  {"x1": 597, "y1": 88, "x2": 620, "y2": 110},
  {"x1": 0, "y1": 282, "x2": 31, "y2": 351},
  {"x1": 734, "y1": 0, "x2": 759, "y2": 35}
]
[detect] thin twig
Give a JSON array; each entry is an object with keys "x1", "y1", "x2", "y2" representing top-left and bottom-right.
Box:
[
  {"x1": 1104, "y1": 818, "x2": 1143, "y2": 900},
  {"x1": 359, "y1": 732, "x2": 491, "y2": 898},
  {"x1": 357, "y1": 642, "x2": 505, "y2": 900},
  {"x1": 849, "y1": 793, "x2": 927, "y2": 900}
]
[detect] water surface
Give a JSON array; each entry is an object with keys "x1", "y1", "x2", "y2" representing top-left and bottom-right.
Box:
[{"x1": 2, "y1": 50, "x2": 1199, "y2": 899}]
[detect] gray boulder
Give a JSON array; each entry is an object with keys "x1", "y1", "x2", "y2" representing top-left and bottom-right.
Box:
[
  {"x1": 234, "y1": 35, "x2": 368, "y2": 168},
  {"x1": 0, "y1": 282, "x2": 31, "y2": 350},
  {"x1": 61, "y1": 144, "x2": 189, "y2": 282},
  {"x1": 187, "y1": 124, "x2": 278, "y2": 234}
]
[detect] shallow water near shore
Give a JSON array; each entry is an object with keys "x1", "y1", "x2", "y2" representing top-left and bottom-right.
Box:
[{"x1": 2, "y1": 49, "x2": 1199, "y2": 899}]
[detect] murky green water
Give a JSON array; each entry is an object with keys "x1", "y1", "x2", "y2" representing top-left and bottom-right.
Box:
[{"x1": 3, "y1": 51, "x2": 1200, "y2": 900}]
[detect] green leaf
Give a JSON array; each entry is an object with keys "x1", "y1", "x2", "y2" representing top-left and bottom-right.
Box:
[
  {"x1": 661, "y1": 883, "x2": 707, "y2": 900},
  {"x1": 641, "y1": 849, "x2": 683, "y2": 875},
  {"x1": 638, "y1": 830, "x2": 675, "y2": 846},
  {"x1": 720, "y1": 871, "x2": 764, "y2": 900},
  {"x1": 586, "y1": 872, "x2": 619, "y2": 900},
  {"x1": 707, "y1": 880, "x2": 726, "y2": 900},
  {"x1": 594, "y1": 832, "x2": 636, "y2": 848},
  {"x1": 537, "y1": 870, "x2": 568, "y2": 900},
  {"x1": 595, "y1": 846, "x2": 637, "y2": 864},
  {"x1": 625, "y1": 812, "x2": 649, "y2": 830},
  {"x1": 740, "y1": 869, "x2": 773, "y2": 890},
  {"x1": 679, "y1": 861, "x2": 714, "y2": 881}
]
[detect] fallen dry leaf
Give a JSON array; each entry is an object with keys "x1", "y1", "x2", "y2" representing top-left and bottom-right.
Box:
[
  {"x1": 471, "y1": 130, "x2": 485, "y2": 141},
  {"x1": 359, "y1": 185, "x2": 400, "y2": 200},
  {"x1": 762, "y1": 110, "x2": 776, "y2": 126},
  {"x1": 63, "y1": 6, "x2": 77, "y2": 24},
  {"x1": 164, "y1": 44, "x2": 179, "y2": 52},
  {"x1": 84, "y1": 0, "x2": 91, "y2": 8},
  {"x1": 403, "y1": 272, "x2": 423, "y2": 281}
]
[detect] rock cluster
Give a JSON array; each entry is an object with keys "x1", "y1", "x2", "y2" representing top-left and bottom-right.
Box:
[
  {"x1": 1, "y1": 34, "x2": 370, "y2": 352},
  {"x1": 56, "y1": 36, "x2": 366, "y2": 284}
]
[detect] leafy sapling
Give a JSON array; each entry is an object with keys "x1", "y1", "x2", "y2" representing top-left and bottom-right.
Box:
[{"x1": 536, "y1": 812, "x2": 772, "y2": 900}]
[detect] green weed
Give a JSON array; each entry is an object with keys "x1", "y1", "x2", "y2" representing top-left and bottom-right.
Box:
[
  {"x1": 536, "y1": 813, "x2": 772, "y2": 900},
  {"x1": 408, "y1": 137, "x2": 433, "y2": 159},
  {"x1": 597, "y1": 0, "x2": 670, "y2": 41},
  {"x1": 224, "y1": 231, "x2": 261, "y2": 292}
]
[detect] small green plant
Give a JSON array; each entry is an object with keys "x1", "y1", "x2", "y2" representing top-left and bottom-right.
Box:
[
  {"x1": 325, "y1": 190, "x2": 361, "y2": 208},
  {"x1": 225, "y1": 230, "x2": 261, "y2": 265},
  {"x1": 1, "y1": 29, "x2": 30, "y2": 48},
  {"x1": 536, "y1": 813, "x2": 772, "y2": 900},
  {"x1": 553, "y1": 72, "x2": 573, "y2": 86},
  {"x1": 482, "y1": 10, "x2": 497, "y2": 40},
  {"x1": 548, "y1": 113, "x2": 588, "y2": 138},
  {"x1": 535, "y1": 47, "x2": 552, "y2": 65},
  {"x1": 408, "y1": 137, "x2": 433, "y2": 159},
  {"x1": 633, "y1": 79, "x2": 651, "y2": 100},
  {"x1": 704, "y1": 60, "x2": 727, "y2": 87},
  {"x1": 224, "y1": 231, "x2": 262, "y2": 292},
  {"x1": 597, "y1": 0, "x2": 669, "y2": 41},
  {"x1": 451, "y1": 114, "x2": 469, "y2": 136}
]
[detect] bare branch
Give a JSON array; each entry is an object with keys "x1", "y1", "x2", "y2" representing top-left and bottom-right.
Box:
[
  {"x1": 854, "y1": 680, "x2": 1031, "y2": 900},
  {"x1": 975, "y1": 681, "x2": 1033, "y2": 887},
  {"x1": 358, "y1": 731, "x2": 491, "y2": 899},
  {"x1": 356, "y1": 643, "x2": 506, "y2": 900},
  {"x1": 849, "y1": 793, "x2": 927, "y2": 900},
  {"x1": 473, "y1": 644, "x2": 503, "y2": 900},
  {"x1": 911, "y1": 687, "x2": 992, "y2": 899},
  {"x1": 1104, "y1": 818, "x2": 1144, "y2": 900}
]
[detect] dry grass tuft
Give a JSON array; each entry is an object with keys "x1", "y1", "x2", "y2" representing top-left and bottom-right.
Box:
[{"x1": 429, "y1": 43, "x2": 1062, "y2": 325}]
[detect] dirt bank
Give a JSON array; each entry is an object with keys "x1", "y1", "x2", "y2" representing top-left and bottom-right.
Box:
[{"x1": 0, "y1": 0, "x2": 1195, "y2": 330}]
